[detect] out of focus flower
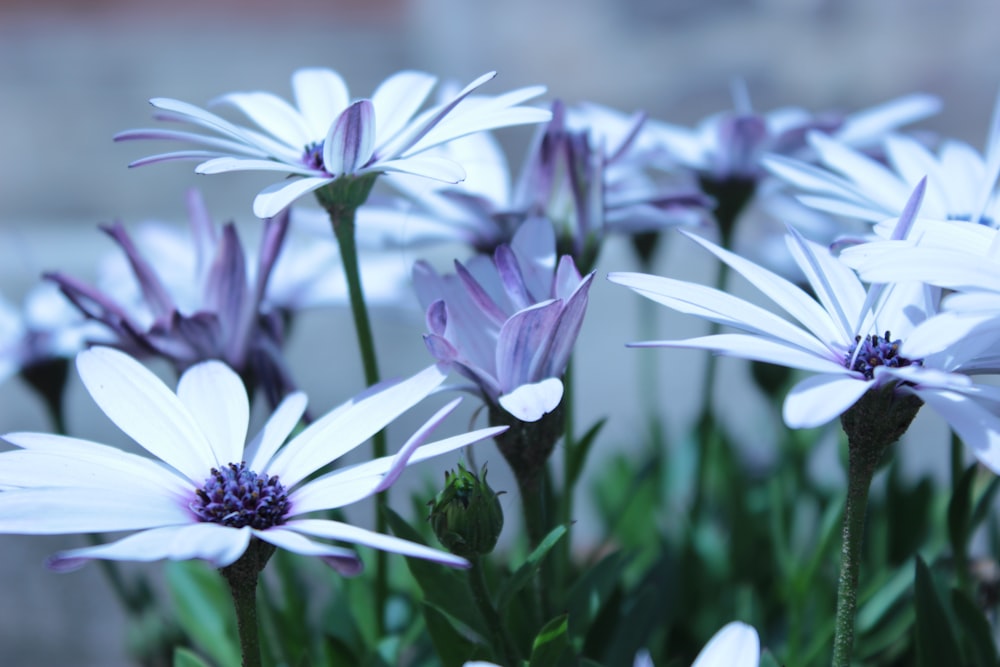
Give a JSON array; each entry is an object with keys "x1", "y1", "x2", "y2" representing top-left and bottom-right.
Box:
[
  {"x1": 0, "y1": 283, "x2": 102, "y2": 386},
  {"x1": 354, "y1": 100, "x2": 707, "y2": 269},
  {"x1": 649, "y1": 84, "x2": 940, "y2": 183},
  {"x1": 117, "y1": 68, "x2": 551, "y2": 218},
  {"x1": 413, "y1": 217, "x2": 594, "y2": 423},
  {"x1": 0, "y1": 347, "x2": 504, "y2": 572},
  {"x1": 765, "y1": 92, "x2": 1000, "y2": 226},
  {"x1": 46, "y1": 190, "x2": 297, "y2": 405}
]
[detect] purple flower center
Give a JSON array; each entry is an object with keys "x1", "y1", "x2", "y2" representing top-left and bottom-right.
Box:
[
  {"x1": 191, "y1": 462, "x2": 289, "y2": 529},
  {"x1": 844, "y1": 330, "x2": 918, "y2": 380},
  {"x1": 303, "y1": 142, "x2": 325, "y2": 171}
]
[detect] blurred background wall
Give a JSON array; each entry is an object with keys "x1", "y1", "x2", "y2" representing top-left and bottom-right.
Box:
[{"x1": 1, "y1": 1, "x2": 998, "y2": 664}]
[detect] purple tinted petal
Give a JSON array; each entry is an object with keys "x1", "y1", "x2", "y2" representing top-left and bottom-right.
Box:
[
  {"x1": 423, "y1": 333, "x2": 459, "y2": 364},
  {"x1": 496, "y1": 300, "x2": 563, "y2": 391},
  {"x1": 102, "y1": 223, "x2": 175, "y2": 321},
  {"x1": 426, "y1": 300, "x2": 448, "y2": 336},
  {"x1": 203, "y1": 225, "x2": 249, "y2": 362},
  {"x1": 455, "y1": 261, "x2": 507, "y2": 324},
  {"x1": 494, "y1": 245, "x2": 532, "y2": 310},
  {"x1": 545, "y1": 272, "x2": 595, "y2": 377},
  {"x1": 324, "y1": 100, "x2": 376, "y2": 175},
  {"x1": 286, "y1": 519, "x2": 469, "y2": 568}
]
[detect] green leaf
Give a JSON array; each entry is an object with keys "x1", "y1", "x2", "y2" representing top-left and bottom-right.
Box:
[
  {"x1": 948, "y1": 464, "x2": 976, "y2": 564},
  {"x1": 423, "y1": 603, "x2": 484, "y2": 667},
  {"x1": 165, "y1": 560, "x2": 240, "y2": 667},
  {"x1": 567, "y1": 418, "x2": 607, "y2": 490},
  {"x1": 913, "y1": 557, "x2": 962, "y2": 667},
  {"x1": 496, "y1": 525, "x2": 567, "y2": 613},
  {"x1": 172, "y1": 647, "x2": 213, "y2": 667},
  {"x1": 759, "y1": 650, "x2": 782, "y2": 667},
  {"x1": 566, "y1": 551, "x2": 627, "y2": 641},
  {"x1": 971, "y1": 475, "x2": 1000, "y2": 532},
  {"x1": 383, "y1": 507, "x2": 488, "y2": 639},
  {"x1": 951, "y1": 587, "x2": 999, "y2": 667},
  {"x1": 529, "y1": 614, "x2": 569, "y2": 667}
]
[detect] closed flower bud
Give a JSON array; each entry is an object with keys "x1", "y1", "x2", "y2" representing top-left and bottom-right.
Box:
[{"x1": 428, "y1": 463, "x2": 504, "y2": 558}]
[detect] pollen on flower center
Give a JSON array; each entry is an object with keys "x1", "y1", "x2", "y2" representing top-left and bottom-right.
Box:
[
  {"x1": 844, "y1": 330, "x2": 919, "y2": 380},
  {"x1": 191, "y1": 462, "x2": 289, "y2": 529},
  {"x1": 302, "y1": 142, "x2": 325, "y2": 171}
]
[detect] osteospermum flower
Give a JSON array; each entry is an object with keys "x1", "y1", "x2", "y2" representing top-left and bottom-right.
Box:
[
  {"x1": 116, "y1": 68, "x2": 552, "y2": 218},
  {"x1": 0, "y1": 347, "x2": 504, "y2": 572},
  {"x1": 611, "y1": 182, "x2": 1000, "y2": 471},
  {"x1": 47, "y1": 190, "x2": 298, "y2": 406},
  {"x1": 413, "y1": 217, "x2": 594, "y2": 423},
  {"x1": 764, "y1": 92, "x2": 1000, "y2": 226}
]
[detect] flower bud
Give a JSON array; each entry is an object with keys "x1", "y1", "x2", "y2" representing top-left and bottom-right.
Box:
[{"x1": 428, "y1": 463, "x2": 504, "y2": 558}]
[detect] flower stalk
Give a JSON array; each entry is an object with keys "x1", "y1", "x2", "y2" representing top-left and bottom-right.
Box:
[
  {"x1": 316, "y1": 173, "x2": 390, "y2": 634},
  {"x1": 832, "y1": 386, "x2": 922, "y2": 667},
  {"x1": 221, "y1": 538, "x2": 275, "y2": 667}
]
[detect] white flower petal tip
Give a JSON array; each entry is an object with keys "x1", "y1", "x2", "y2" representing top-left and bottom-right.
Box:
[
  {"x1": 692, "y1": 621, "x2": 760, "y2": 667},
  {"x1": 321, "y1": 554, "x2": 364, "y2": 577},
  {"x1": 498, "y1": 378, "x2": 564, "y2": 422}
]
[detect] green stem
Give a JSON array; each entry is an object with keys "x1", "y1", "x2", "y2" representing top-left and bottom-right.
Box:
[
  {"x1": 221, "y1": 540, "x2": 274, "y2": 667},
  {"x1": 557, "y1": 358, "x2": 575, "y2": 596},
  {"x1": 831, "y1": 441, "x2": 880, "y2": 667},
  {"x1": 469, "y1": 555, "x2": 520, "y2": 666},
  {"x1": 321, "y1": 176, "x2": 389, "y2": 635}
]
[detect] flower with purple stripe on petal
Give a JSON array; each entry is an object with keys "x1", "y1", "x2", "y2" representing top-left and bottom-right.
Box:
[
  {"x1": 413, "y1": 216, "x2": 594, "y2": 425},
  {"x1": 116, "y1": 68, "x2": 552, "y2": 218},
  {"x1": 0, "y1": 346, "x2": 505, "y2": 573}
]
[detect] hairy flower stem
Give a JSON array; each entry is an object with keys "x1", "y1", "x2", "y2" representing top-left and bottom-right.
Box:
[
  {"x1": 221, "y1": 539, "x2": 275, "y2": 667},
  {"x1": 317, "y1": 174, "x2": 389, "y2": 634},
  {"x1": 469, "y1": 555, "x2": 520, "y2": 666},
  {"x1": 832, "y1": 388, "x2": 922, "y2": 667}
]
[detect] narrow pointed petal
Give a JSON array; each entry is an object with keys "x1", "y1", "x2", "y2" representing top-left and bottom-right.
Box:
[
  {"x1": 783, "y1": 374, "x2": 871, "y2": 428},
  {"x1": 323, "y1": 100, "x2": 376, "y2": 175},
  {"x1": 196, "y1": 157, "x2": 321, "y2": 177},
  {"x1": 288, "y1": 426, "x2": 506, "y2": 515},
  {"x1": 631, "y1": 333, "x2": 845, "y2": 374},
  {"x1": 268, "y1": 364, "x2": 447, "y2": 486},
  {"x1": 378, "y1": 155, "x2": 466, "y2": 182},
  {"x1": 835, "y1": 93, "x2": 941, "y2": 146},
  {"x1": 287, "y1": 519, "x2": 469, "y2": 568},
  {"x1": 499, "y1": 378, "x2": 563, "y2": 422},
  {"x1": 374, "y1": 397, "x2": 463, "y2": 493},
  {"x1": 913, "y1": 389, "x2": 1000, "y2": 474},
  {"x1": 176, "y1": 361, "x2": 249, "y2": 467},
  {"x1": 245, "y1": 391, "x2": 308, "y2": 471},
  {"x1": 253, "y1": 177, "x2": 334, "y2": 218},
  {"x1": 253, "y1": 528, "x2": 362, "y2": 576},
  {"x1": 48, "y1": 524, "x2": 251, "y2": 572},
  {"x1": 76, "y1": 347, "x2": 218, "y2": 481}
]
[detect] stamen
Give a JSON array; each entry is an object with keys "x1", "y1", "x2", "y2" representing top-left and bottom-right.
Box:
[
  {"x1": 844, "y1": 330, "x2": 919, "y2": 380},
  {"x1": 303, "y1": 142, "x2": 325, "y2": 171},
  {"x1": 191, "y1": 462, "x2": 289, "y2": 530}
]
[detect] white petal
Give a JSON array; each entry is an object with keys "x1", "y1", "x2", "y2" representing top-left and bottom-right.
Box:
[
  {"x1": 0, "y1": 433, "x2": 191, "y2": 496},
  {"x1": 292, "y1": 68, "x2": 349, "y2": 139},
  {"x1": 267, "y1": 364, "x2": 447, "y2": 486},
  {"x1": 0, "y1": 487, "x2": 190, "y2": 534},
  {"x1": 835, "y1": 93, "x2": 941, "y2": 147},
  {"x1": 783, "y1": 374, "x2": 871, "y2": 428},
  {"x1": 245, "y1": 392, "x2": 308, "y2": 472},
  {"x1": 498, "y1": 378, "x2": 564, "y2": 422},
  {"x1": 215, "y1": 91, "x2": 311, "y2": 148},
  {"x1": 377, "y1": 155, "x2": 466, "y2": 183},
  {"x1": 196, "y1": 157, "x2": 320, "y2": 177},
  {"x1": 253, "y1": 177, "x2": 334, "y2": 218},
  {"x1": 692, "y1": 621, "x2": 760, "y2": 667},
  {"x1": 286, "y1": 519, "x2": 468, "y2": 567},
  {"x1": 47, "y1": 524, "x2": 251, "y2": 572},
  {"x1": 287, "y1": 426, "x2": 506, "y2": 515},
  {"x1": 633, "y1": 334, "x2": 846, "y2": 375},
  {"x1": 253, "y1": 527, "x2": 362, "y2": 576},
  {"x1": 913, "y1": 388, "x2": 1000, "y2": 474},
  {"x1": 176, "y1": 361, "x2": 249, "y2": 467},
  {"x1": 370, "y1": 70, "x2": 437, "y2": 146},
  {"x1": 76, "y1": 347, "x2": 217, "y2": 482}
]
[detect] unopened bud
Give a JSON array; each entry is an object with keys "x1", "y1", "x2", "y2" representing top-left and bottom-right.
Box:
[{"x1": 428, "y1": 463, "x2": 504, "y2": 557}]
